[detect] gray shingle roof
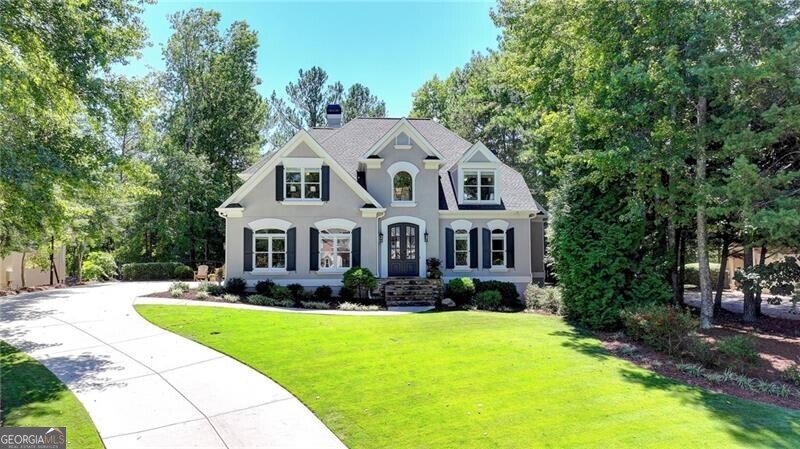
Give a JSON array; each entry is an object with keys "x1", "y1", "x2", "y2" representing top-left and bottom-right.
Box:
[{"x1": 243, "y1": 118, "x2": 543, "y2": 213}]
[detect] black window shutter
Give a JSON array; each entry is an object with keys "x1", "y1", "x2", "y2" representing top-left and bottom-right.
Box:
[
  {"x1": 445, "y1": 228, "x2": 454, "y2": 269},
  {"x1": 321, "y1": 166, "x2": 330, "y2": 201},
  {"x1": 482, "y1": 228, "x2": 491, "y2": 269},
  {"x1": 469, "y1": 228, "x2": 479, "y2": 269},
  {"x1": 286, "y1": 227, "x2": 296, "y2": 271},
  {"x1": 309, "y1": 227, "x2": 319, "y2": 271},
  {"x1": 352, "y1": 227, "x2": 361, "y2": 267},
  {"x1": 506, "y1": 228, "x2": 515, "y2": 268},
  {"x1": 357, "y1": 170, "x2": 367, "y2": 189},
  {"x1": 275, "y1": 165, "x2": 284, "y2": 201},
  {"x1": 243, "y1": 228, "x2": 253, "y2": 271}
]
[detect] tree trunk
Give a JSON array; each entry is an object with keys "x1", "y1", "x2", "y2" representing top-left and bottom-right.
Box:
[
  {"x1": 20, "y1": 251, "x2": 26, "y2": 288},
  {"x1": 76, "y1": 242, "x2": 84, "y2": 284},
  {"x1": 755, "y1": 244, "x2": 767, "y2": 316},
  {"x1": 695, "y1": 96, "x2": 713, "y2": 328},
  {"x1": 714, "y1": 237, "x2": 730, "y2": 315},
  {"x1": 677, "y1": 230, "x2": 686, "y2": 306},
  {"x1": 742, "y1": 246, "x2": 758, "y2": 322},
  {"x1": 49, "y1": 236, "x2": 55, "y2": 285}
]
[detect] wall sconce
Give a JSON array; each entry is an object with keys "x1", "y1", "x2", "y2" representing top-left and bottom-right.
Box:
[
  {"x1": 424, "y1": 231, "x2": 429, "y2": 243},
  {"x1": 379, "y1": 232, "x2": 384, "y2": 243}
]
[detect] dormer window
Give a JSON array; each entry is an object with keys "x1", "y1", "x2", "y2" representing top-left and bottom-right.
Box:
[
  {"x1": 394, "y1": 132, "x2": 412, "y2": 149},
  {"x1": 463, "y1": 170, "x2": 496, "y2": 202},
  {"x1": 285, "y1": 168, "x2": 320, "y2": 200}
]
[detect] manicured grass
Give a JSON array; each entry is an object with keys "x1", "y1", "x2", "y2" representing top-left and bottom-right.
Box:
[
  {"x1": 136, "y1": 306, "x2": 800, "y2": 449},
  {"x1": 0, "y1": 341, "x2": 103, "y2": 449}
]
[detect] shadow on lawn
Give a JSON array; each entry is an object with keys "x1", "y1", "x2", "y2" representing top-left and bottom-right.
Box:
[
  {"x1": 551, "y1": 327, "x2": 800, "y2": 448},
  {"x1": 0, "y1": 342, "x2": 69, "y2": 424}
]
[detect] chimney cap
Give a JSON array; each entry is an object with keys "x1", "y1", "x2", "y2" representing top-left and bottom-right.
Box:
[{"x1": 326, "y1": 104, "x2": 342, "y2": 114}]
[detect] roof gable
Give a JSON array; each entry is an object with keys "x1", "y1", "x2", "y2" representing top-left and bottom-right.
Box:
[
  {"x1": 362, "y1": 118, "x2": 444, "y2": 160},
  {"x1": 220, "y1": 130, "x2": 382, "y2": 208}
]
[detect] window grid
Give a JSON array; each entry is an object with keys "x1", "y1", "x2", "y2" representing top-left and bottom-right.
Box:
[
  {"x1": 285, "y1": 168, "x2": 321, "y2": 200},
  {"x1": 254, "y1": 229, "x2": 286, "y2": 269},
  {"x1": 320, "y1": 229, "x2": 351, "y2": 270},
  {"x1": 454, "y1": 230, "x2": 469, "y2": 268},
  {"x1": 491, "y1": 229, "x2": 505, "y2": 267},
  {"x1": 463, "y1": 170, "x2": 496, "y2": 202},
  {"x1": 393, "y1": 171, "x2": 413, "y2": 202}
]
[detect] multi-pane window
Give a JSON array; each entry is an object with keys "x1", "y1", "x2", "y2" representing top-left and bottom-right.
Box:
[
  {"x1": 491, "y1": 229, "x2": 505, "y2": 267},
  {"x1": 285, "y1": 168, "x2": 320, "y2": 199},
  {"x1": 455, "y1": 230, "x2": 469, "y2": 268},
  {"x1": 463, "y1": 170, "x2": 495, "y2": 201},
  {"x1": 393, "y1": 171, "x2": 413, "y2": 201},
  {"x1": 254, "y1": 229, "x2": 286, "y2": 269},
  {"x1": 320, "y1": 229, "x2": 351, "y2": 270}
]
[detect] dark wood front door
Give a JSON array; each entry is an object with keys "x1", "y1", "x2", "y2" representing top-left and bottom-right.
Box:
[{"x1": 388, "y1": 223, "x2": 419, "y2": 277}]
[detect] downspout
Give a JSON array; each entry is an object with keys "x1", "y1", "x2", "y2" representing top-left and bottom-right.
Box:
[{"x1": 376, "y1": 210, "x2": 386, "y2": 277}]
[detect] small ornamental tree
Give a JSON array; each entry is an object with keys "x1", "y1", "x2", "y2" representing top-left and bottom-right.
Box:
[{"x1": 342, "y1": 267, "x2": 378, "y2": 301}]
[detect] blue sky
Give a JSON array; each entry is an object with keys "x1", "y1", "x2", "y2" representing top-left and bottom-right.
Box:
[{"x1": 125, "y1": 1, "x2": 499, "y2": 117}]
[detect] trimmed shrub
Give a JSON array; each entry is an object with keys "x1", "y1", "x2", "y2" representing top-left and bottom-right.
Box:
[
  {"x1": 121, "y1": 262, "x2": 184, "y2": 281},
  {"x1": 338, "y1": 286, "x2": 355, "y2": 301},
  {"x1": 717, "y1": 335, "x2": 759, "y2": 370},
  {"x1": 174, "y1": 264, "x2": 193, "y2": 280},
  {"x1": 524, "y1": 284, "x2": 563, "y2": 315},
  {"x1": 342, "y1": 268, "x2": 378, "y2": 300},
  {"x1": 301, "y1": 301, "x2": 330, "y2": 309},
  {"x1": 170, "y1": 282, "x2": 190, "y2": 291},
  {"x1": 206, "y1": 284, "x2": 225, "y2": 296},
  {"x1": 249, "y1": 295, "x2": 296, "y2": 307},
  {"x1": 170, "y1": 287, "x2": 185, "y2": 298},
  {"x1": 474, "y1": 279, "x2": 519, "y2": 307},
  {"x1": 197, "y1": 281, "x2": 212, "y2": 292},
  {"x1": 314, "y1": 285, "x2": 333, "y2": 302},
  {"x1": 255, "y1": 280, "x2": 275, "y2": 296},
  {"x1": 196, "y1": 291, "x2": 209, "y2": 301},
  {"x1": 272, "y1": 285, "x2": 293, "y2": 302},
  {"x1": 620, "y1": 303, "x2": 697, "y2": 356},
  {"x1": 287, "y1": 283, "x2": 305, "y2": 302},
  {"x1": 338, "y1": 302, "x2": 381, "y2": 311},
  {"x1": 683, "y1": 263, "x2": 721, "y2": 286},
  {"x1": 475, "y1": 290, "x2": 502, "y2": 311},
  {"x1": 445, "y1": 277, "x2": 475, "y2": 306},
  {"x1": 225, "y1": 277, "x2": 247, "y2": 294},
  {"x1": 84, "y1": 251, "x2": 117, "y2": 280}
]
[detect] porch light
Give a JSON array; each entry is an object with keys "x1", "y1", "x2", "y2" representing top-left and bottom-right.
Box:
[
  {"x1": 379, "y1": 232, "x2": 384, "y2": 243},
  {"x1": 424, "y1": 231, "x2": 429, "y2": 242}
]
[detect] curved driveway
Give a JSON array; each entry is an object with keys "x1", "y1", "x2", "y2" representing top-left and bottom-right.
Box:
[{"x1": 0, "y1": 282, "x2": 346, "y2": 449}]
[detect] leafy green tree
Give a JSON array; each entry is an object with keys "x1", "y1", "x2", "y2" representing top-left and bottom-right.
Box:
[{"x1": 342, "y1": 83, "x2": 386, "y2": 123}]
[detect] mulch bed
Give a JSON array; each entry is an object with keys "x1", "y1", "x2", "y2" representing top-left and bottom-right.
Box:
[
  {"x1": 595, "y1": 310, "x2": 800, "y2": 410},
  {"x1": 0, "y1": 283, "x2": 69, "y2": 296}
]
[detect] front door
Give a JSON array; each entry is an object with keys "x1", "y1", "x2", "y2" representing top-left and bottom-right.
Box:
[{"x1": 388, "y1": 223, "x2": 419, "y2": 277}]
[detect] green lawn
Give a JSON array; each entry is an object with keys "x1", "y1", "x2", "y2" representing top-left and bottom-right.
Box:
[
  {"x1": 136, "y1": 306, "x2": 800, "y2": 449},
  {"x1": 0, "y1": 341, "x2": 103, "y2": 449}
]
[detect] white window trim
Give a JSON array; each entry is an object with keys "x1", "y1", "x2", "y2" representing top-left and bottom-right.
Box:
[
  {"x1": 394, "y1": 132, "x2": 412, "y2": 150},
  {"x1": 314, "y1": 218, "x2": 357, "y2": 232},
  {"x1": 454, "y1": 229, "x2": 470, "y2": 269},
  {"x1": 248, "y1": 218, "x2": 293, "y2": 231},
  {"x1": 486, "y1": 220, "x2": 509, "y2": 231},
  {"x1": 281, "y1": 157, "x2": 323, "y2": 168},
  {"x1": 284, "y1": 167, "x2": 322, "y2": 201},
  {"x1": 490, "y1": 229, "x2": 506, "y2": 269},
  {"x1": 387, "y1": 161, "x2": 419, "y2": 206},
  {"x1": 450, "y1": 219, "x2": 473, "y2": 232},
  {"x1": 379, "y1": 215, "x2": 427, "y2": 278},
  {"x1": 319, "y1": 229, "x2": 352, "y2": 272},
  {"x1": 459, "y1": 166, "x2": 500, "y2": 205},
  {"x1": 253, "y1": 229, "x2": 288, "y2": 272}
]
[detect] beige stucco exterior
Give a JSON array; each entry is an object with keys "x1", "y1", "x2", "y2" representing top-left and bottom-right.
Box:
[{"x1": 1, "y1": 248, "x2": 66, "y2": 289}]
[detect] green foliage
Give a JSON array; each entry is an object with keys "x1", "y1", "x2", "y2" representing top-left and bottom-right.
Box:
[
  {"x1": 247, "y1": 295, "x2": 293, "y2": 308},
  {"x1": 717, "y1": 336, "x2": 760, "y2": 370},
  {"x1": 85, "y1": 252, "x2": 117, "y2": 280},
  {"x1": 121, "y1": 262, "x2": 185, "y2": 280},
  {"x1": 620, "y1": 303, "x2": 697, "y2": 356},
  {"x1": 338, "y1": 302, "x2": 381, "y2": 312},
  {"x1": 173, "y1": 265, "x2": 193, "y2": 280},
  {"x1": 684, "y1": 337, "x2": 719, "y2": 367},
  {"x1": 683, "y1": 263, "x2": 721, "y2": 287},
  {"x1": 224, "y1": 277, "x2": 247, "y2": 295},
  {"x1": 473, "y1": 279, "x2": 519, "y2": 307},
  {"x1": 342, "y1": 268, "x2": 378, "y2": 300},
  {"x1": 551, "y1": 178, "x2": 671, "y2": 330},
  {"x1": 300, "y1": 301, "x2": 331, "y2": 310},
  {"x1": 446, "y1": 278, "x2": 475, "y2": 306},
  {"x1": 222, "y1": 293, "x2": 240, "y2": 303},
  {"x1": 287, "y1": 283, "x2": 306, "y2": 302},
  {"x1": 206, "y1": 284, "x2": 225, "y2": 296},
  {"x1": 524, "y1": 284, "x2": 564, "y2": 315},
  {"x1": 272, "y1": 286, "x2": 293, "y2": 302},
  {"x1": 314, "y1": 285, "x2": 333, "y2": 302},
  {"x1": 782, "y1": 364, "x2": 800, "y2": 387},
  {"x1": 474, "y1": 290, "x2": 502, "y2": 311},
  {"x1": 426, "y1": 258, "x2": 442, "y2": 279},
  {"x1": 337, "y1": 286, "x2": 355, "y2": 302},
  {"x1": 170, "y1": 282, "x2": 190, "y2": 291},
  {"x1": 255, "y1": 280, "x2": 275, "y2": 296}
]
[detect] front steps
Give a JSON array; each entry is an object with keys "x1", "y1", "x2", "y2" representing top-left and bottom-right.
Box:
[{"x1": 380, "y1": 278, "x2": 443, "y2": 307}]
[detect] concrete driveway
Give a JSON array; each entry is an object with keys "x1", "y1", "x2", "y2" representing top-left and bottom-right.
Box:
[{"x1": 0, "y1": 282, "x2": 346, "y2": 449}]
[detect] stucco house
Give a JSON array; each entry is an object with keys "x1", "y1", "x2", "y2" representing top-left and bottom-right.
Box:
[{"x1": 217, "y1": 106, "x2": 546, "y2": 299}]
